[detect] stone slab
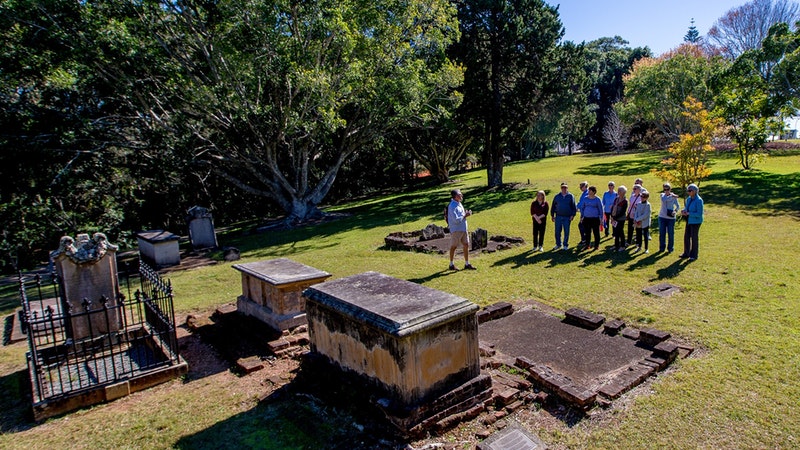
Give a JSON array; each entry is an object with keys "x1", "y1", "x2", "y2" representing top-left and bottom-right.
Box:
[
  {"x1": 233, "y1": 258, "x2": 331, "y2": 286},
  {"x1": 304, "y1": 271, "x2": 478, "y2": 337},
  {"x1": 480, "y1": 309, "x2": 651, "y2": 388},
  {"x1": 564, "y1": 308, "x2": 605, "y2": 330},
  {"x1": 477, "y1": 423, "x2": 548, "y2": 450},
  {"x1": 642, "y1": 282, "x2": 682, "y2": 297}
]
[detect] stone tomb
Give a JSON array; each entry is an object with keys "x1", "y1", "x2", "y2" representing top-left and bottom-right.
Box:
[
  {"x1": 50, "y1": 233, "x2": 121, "y2": 340},
  {"x1": 303, "y1": 272, "x2": 491, "y2": 431},
  {"x1": 233, "y1": 258, "x2": 331, "y2": 332},
  {"x1": 137, "y1": 230, "x2": 180, "y2": 268}
]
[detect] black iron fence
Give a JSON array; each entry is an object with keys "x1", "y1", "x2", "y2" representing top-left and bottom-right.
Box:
[{"x1": 20, "y1": 259, "x2": 181, "y2": 402}]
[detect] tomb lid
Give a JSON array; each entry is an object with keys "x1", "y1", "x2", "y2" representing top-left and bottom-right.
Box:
[
  {"x1": 232, "y1": 258, "x2": 331, "y2": 285},
  {"x1": 137, "y1": 230, "x2": 180, "y2": 242},
  {"x1": 303, "y1": 271, "x2": 478, "y2": 337}
]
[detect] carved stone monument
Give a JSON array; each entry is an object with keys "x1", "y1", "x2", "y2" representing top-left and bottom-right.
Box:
[
  {"x1": 137, "y1": 230, "x2": 180, "y2": 268},
  {"x1": 233, "y1": 258, "x2": 331, "y2": 332},
  {"x1": 186, "y1": 206, "x2": 218, "y2": 250},
  {"x1": 50, "y1": 233, "x2": 121, "y2": 340},
  {"x1": 303, "y1": 272, "x2": 490, "y2": 430}
]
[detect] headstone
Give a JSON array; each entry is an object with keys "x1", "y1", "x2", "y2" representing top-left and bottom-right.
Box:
[
  {"x1": 186, "y1": 206, "x2": 218, "y2": 250},
  {"x1": 303, "y1": 272, "x2": 481, "y2": 407},
  {"x1": 50, "y1": 233, "x2": 121, "y2": 340},
  {"x1": 232, "y1": 258, "x2": 331, "y2": 332},
  {"x1": 472, "y1": 228, "x2": 488, "y2": 250},
  {"x1": 137, "y1": 230, "x2": 180, "y2": 268}
]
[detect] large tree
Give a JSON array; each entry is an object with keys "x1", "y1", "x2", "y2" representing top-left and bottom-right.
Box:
[
  {"x1": 115, "y1": 0, "x2": 463, "y2": 223},
  {"x1": 706, "y1": 0, "x2": 800, "y2": 62},
  {"x1": 581, "y1": 36, "x2": 650, "y2": 151},
  {"x1": 453, "y1": 0, "x2": 575, "y2": 187},
  {"x1": 619, "y1": 44, "x2": 728, "y2": 142}
]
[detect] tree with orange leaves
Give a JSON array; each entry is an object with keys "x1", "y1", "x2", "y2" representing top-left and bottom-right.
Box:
[{"x1": 653, "y1": 97, "x2": 722, "y2": 189}]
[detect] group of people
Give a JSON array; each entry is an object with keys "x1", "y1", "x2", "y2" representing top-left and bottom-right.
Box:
[
  {"x1": 529, "y1": 179, "x2": 704, "y2": 260},
  {"x1": 445, "y1": 181, "x2": 704, "y2": 271}
]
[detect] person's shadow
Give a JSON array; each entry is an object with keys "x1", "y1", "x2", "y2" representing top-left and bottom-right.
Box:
[{"x1": 655, "y1": 258, "x2": 691, "y2": 279}]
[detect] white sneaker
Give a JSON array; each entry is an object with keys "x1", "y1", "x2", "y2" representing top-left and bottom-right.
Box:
[
  {"x1": 645, "y1": 249, "x2": 650, "y2": 254},
  {"x1": 563, "y1": 245, "x2": 569, "y2": 250},
  {"x1": 633, "y1": 246, "x2": 641, "y2": 253},
  {"x1": 538, "y1": 246, "x2": 543, "y2": 252}
]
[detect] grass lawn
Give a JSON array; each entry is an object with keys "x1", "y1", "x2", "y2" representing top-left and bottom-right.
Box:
[{"x1": 1, "y1": 150, "x2": 799, "y2": 449}]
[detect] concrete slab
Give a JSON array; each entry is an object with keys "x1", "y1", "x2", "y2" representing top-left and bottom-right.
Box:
[
  {"x1": 479, "y1": 308, "x2": 651, "y2": 388},
  {"x1": 477, "y1": 422, "x2": 548, "y2": 450}
]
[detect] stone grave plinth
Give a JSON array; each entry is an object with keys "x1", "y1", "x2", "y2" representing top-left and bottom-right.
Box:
[
  {"x1": 186, "y1": 206, "x2": 218, "y2": 250},
  {"x1": 50, "y1": 233, "x2": 121, "y2": 340},
  {"x1": 303, "y1": 272, "x2": 491, "y2": 431},
  {"x1": 233, "y1": 258, "x2": 331, "y2": 332},
  {"x1": 137, "y1": 230, "x2": 180, "y2": 268}
]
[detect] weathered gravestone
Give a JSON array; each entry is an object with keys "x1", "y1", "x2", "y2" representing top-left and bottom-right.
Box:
[
  {"x1": 186, "y1": 206, "x2": 218, "y2": 250},
  {"x1": 50, "y1": 233, "x2": 121, "y2": 340}
]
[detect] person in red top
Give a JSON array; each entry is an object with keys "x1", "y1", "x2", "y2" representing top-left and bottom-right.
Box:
[{"x1": 530, "y1": 190, "x2": 549, "y2": 251}]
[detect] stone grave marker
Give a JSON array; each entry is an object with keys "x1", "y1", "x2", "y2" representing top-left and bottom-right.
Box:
[{"x1": 186, "y1": 206, "x2": 218, "y2": 250}]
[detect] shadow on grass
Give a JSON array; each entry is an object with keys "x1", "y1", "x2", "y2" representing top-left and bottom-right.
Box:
[
  {"x1": 573, "y1": 153, "x2": 664, "y2": 178},
  {"x1": 0, "y1": 369, "x2": 33, "y2": 434},
  {"x1": 174, "y1": 357, "x2": 407, "y2": 450},
  {"x1": 705, "y1": 169, "x2": 800, "y2": 217},
  {"x1": 222, "y1": 184, "x2": 536, "y2": 258},
  {"x1": 654, "y1": 259, "x2": 691, "y2": 280}
]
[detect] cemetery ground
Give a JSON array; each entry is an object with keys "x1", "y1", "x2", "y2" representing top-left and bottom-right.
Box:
[{"x1": 1, "y1": 149, "x2": 799, "y2": 449}]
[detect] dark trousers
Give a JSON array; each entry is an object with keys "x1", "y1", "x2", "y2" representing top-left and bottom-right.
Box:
[
  {"x1": 636, "y1": 226, "x2": 650, "y2": 250},
  {"x1": 578, "y1": 220, "x2": 586, "y2": 243},
  {"x1": 683, "y1": 223, "x2": 701, "y2": 258},
  {"x1": 583, "y1": 217, "x2": 601, "y2": 248},
  {"x1": 613, "y1": 220, "x2": 626, "y2": 249},
  {"x1": 627, "y1": 217, "x2": 635, "y2": 244},
  {"x1": 532, "y1": 220, "x2": 546, "y2": 248}
]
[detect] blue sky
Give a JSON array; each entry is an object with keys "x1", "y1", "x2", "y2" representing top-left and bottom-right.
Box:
[{"x1": 549, "y1": 0, "x2": 748, "y2": 55}]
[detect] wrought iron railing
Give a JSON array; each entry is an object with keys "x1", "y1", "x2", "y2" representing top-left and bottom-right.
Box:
[{"x1": 20, "y1": 259, "x2": 181, "y2": 402}]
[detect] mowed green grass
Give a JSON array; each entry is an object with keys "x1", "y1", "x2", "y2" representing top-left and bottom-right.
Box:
[{"x1": 1, "y1": 150, "x2": 799, "y2": 449}]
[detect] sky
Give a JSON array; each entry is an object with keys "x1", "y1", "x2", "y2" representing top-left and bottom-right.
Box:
[{"x1": 548, "y1": 0, "x2": 750, "y2": 56}]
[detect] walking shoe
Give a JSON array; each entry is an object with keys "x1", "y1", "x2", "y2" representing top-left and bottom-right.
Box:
[
  {"x1": 538, "y1": 246, "x2": 544, "y2": 252},
  {"x1": 688, "y1": 257, "x2": 696, "y2": 261},
  {"x1": 644, "y1": 249, "x2": 650, "y2": 254},
  {"x1": 553, "y1": 245, "x2": 561, "y2": 251},
  {"x1": 633, "y1": 246, "x2": 641, "y2": 253},
  {"x1": 464, "y1": 263, "x2": 477, "y2": 270},
  {"x1": 563, "y1": 245, "x2": 569, "y2": 251},
  {"x1": 678, "y1": 253, "x2": 688, "y2": 258},
  {"x1": 617, "y1": 247, "x2": 626, "y2": 252},
  {"x1": 449, "y1": 263, "x2": 457, "y2": 270}
]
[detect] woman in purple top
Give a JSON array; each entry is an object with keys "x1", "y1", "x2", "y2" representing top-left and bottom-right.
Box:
[{"x1": 579, "y1": 186, "x2": 604, "y2": 250}]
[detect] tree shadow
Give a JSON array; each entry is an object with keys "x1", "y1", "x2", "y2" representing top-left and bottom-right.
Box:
[
  {"x1": 573, "y1": 153, "x2": 664, "y2": 178},
  {"x1": 704, "y1": 169, "x2": 800, "y2": 217},
  {"x1": 174, "y1": 357, "x2": 407, "y2": 450}
]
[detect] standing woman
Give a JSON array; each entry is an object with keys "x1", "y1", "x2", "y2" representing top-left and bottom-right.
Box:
[
  {"x1": 611, "y1": 186, "x2": 629, "y2": 252},
  {"x1": 658, "y1": 183, "x2": 680, "y2": 253},
  {"x1": 680, "y1": 184, "x2": 704, "y2": 260},
  {"x1": 579, "y1": 186, "x2": 604, "y2": 250},
  {"x1": 602, "y1": 181, "x2": 617, "y2": 237},
  {"x1": 530, "y1": 190, "x2": 549, "y2": 252}
]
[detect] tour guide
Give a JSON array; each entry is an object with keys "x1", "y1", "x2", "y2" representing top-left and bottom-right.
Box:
[{"x1": 550, "y1": 182, "x2": 577, "y2": 251}]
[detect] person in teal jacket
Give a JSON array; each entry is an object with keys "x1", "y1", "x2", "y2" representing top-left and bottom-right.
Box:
[{"x1": 679, "y1": 183, "x2": 704, "y2": 261}]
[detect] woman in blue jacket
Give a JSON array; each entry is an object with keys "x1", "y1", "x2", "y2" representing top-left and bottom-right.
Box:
[{"x1": 679, "y1": 184, "x2": 704, "y2": 261}]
